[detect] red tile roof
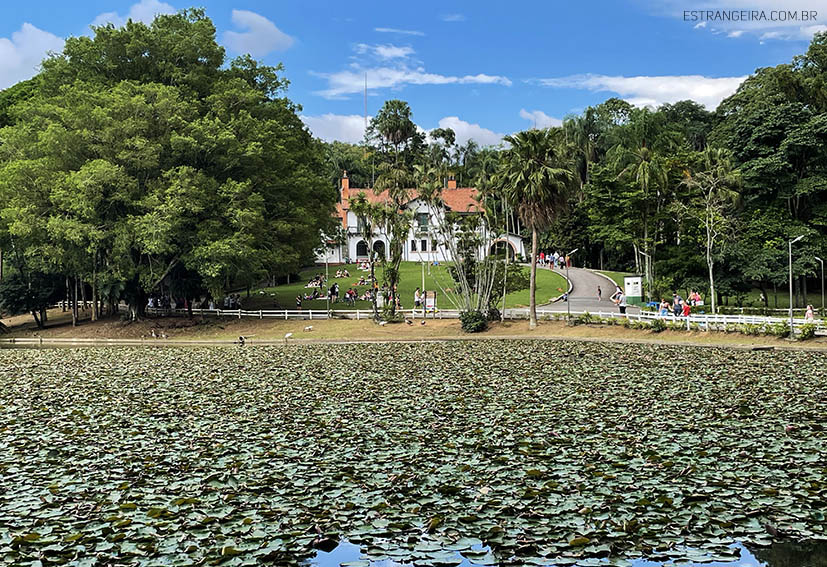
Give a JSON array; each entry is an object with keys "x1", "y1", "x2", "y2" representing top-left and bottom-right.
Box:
[{"x1": 336, "y1": 186, "x2": 481, "y2": 228}]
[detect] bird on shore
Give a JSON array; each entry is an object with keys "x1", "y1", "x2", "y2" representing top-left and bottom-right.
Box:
[
  {"x1": 304, "y1": 325, "x2": 313, "y2": 332},
  {"x1": 421, "y1": 320, "x2": 426, "y2": 326},
  {"x1": 378, "y1": 321, "x2": 387, "y2": 326},
  {"x1": 284, "y1": 332, "x2": 293, "y2": 344},
  {"x1": 406, "y1": 319, "x2": 413, "y2": 326},
  {"x1": 151, "y1": 329, "x2": 157, "y2": 338}
]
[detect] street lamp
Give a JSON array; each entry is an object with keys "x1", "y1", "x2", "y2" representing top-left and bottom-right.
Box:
[
  {"x1": 816, "y1": 256, "x2": 824, "y2": 317},
  {"x1": 565, "y1": 248, "x2": 578, "y2": 321},
  {"x1": 789, "y1": 235, "x2": 804, "y2": 336}
]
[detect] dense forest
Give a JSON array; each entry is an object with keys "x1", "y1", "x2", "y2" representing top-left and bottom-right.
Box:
[
  {"x1": 0, "y1": 10, "x2": 336, "y2": 325},
  {"x1": 326, "y1": 33, "x2": 827, "y2": 310}
]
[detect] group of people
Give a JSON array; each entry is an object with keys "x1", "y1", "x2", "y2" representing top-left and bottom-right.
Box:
[
  {"x1": 334, "y1": 269, "x2": 351, "y2": 278},
  {"x1": 304, "y1": 274, "x2": 326, "y2": 288},
  {"x1": 657, "y1": 291, "x2": 703, "y2": 317},
  {"x1": 538, "y1": 251, "x2": 571, "y2": 270}
]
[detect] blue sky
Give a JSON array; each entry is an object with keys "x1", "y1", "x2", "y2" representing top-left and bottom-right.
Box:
[{"x1": 1, "y1": 0, "x2": 824, "y2": 145}]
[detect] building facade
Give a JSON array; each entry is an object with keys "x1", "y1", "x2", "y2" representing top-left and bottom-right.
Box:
[{"x1": 316, "y1": 173, "x2": 526, "y2": 265}]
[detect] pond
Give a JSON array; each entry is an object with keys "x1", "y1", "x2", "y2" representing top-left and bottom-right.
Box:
[
  {"x1": 307, "y1": 540, "x2": 827, "y2": 566},
  {"x1": 1, "y1": 342, "x2": 825, "y2": 566}
]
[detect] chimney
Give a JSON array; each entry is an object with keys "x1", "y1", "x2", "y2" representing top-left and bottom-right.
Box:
[
  {"x1": 447, "y1": 175, "x2": 457, "y2": 190},
  {"x1": 341, "y1": 170, "x2": 349, "y2": 200}
]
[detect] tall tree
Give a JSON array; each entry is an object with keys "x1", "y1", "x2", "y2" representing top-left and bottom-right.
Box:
[
  {"x1": 680, "y1": 148, "x2": 742, "y2": 314},
  {"x1": 495, "y1": 128, "x2": 574, "y2": 329}
]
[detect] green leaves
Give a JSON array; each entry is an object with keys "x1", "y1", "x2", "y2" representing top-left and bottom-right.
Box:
[{"x1": 0, "y1": 342, "x2": 825, "y2": 566}]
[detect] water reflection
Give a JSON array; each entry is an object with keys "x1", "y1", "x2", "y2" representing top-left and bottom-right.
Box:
[{"x1": 306, "y1": 540, "x2": 827, "y2": 567}]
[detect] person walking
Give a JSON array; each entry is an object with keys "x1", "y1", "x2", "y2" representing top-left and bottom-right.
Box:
[
  {"x1": 611, "y1": 287, "x2": 627, "y2": 315},
  {"x1": 597, "y1": 285, "x2": 602, "y2": 301}
]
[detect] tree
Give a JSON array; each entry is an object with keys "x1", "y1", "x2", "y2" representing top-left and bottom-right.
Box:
[
  {"x1": 495, "y1": 128, "x2": 574, "y2": 329},
  {"x1": 0, "y1": 9, "x2": 335, "y2": 321},
  {"x1": 348, "y1": 192, "x2": 381, "y2": 319},
  {"x1": 680, "y1": 148, "x2": 741, "y2": 314}
]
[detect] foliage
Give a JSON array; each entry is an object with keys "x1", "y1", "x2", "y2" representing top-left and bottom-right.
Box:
[
  {"x1": 0, "y1": 272, "x2": 62, "y2": 327},
  {"x1": 1, "y1": 343, "x2": 826, "y2": 565},
  {"x1": 798, "y1": 322, "x2": 817, "y2": 340},
  {"x1": 459, "y1": 309, "x2": 488, "y2": 332},
  {"x1": 0, "y1": 9, "x2": 335, "y2": 323}
]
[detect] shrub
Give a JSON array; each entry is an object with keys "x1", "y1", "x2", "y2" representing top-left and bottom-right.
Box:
[
  {"x1": 460, "y1": 310, "x2": 488, "y2": 333},
  {"x1": 650, "y1": 318, "x2": 666, "y2": 333},
  {"x1": 486, "y1": 307, "x2": 501, "y2": 321},
  {"x1": 740, "y1": 323, "x2": 762, "y2": 336},
  {"x1": 574, "y1": 312, "x2": 594, "y2": 325},
  {"x1": 766, "y1": 321, "x2": 790, "y2": 338},
  {"x1": 798, "y1": 323, "x2": 816, "y2": 340}
]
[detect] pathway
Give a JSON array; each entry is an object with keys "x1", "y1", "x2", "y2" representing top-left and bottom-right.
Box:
[{"x1": 541, "y1": 267, "x2": 640, "y2": 315}]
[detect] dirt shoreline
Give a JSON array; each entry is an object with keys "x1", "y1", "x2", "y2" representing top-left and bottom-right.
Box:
[{"x1": 3, "y1": 307, "x2": 826, "y2": 351}]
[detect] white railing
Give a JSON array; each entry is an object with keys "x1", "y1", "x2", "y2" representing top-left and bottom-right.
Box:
[{"x1": 140, "y1": 306, "x2": 825, "y2": 334}]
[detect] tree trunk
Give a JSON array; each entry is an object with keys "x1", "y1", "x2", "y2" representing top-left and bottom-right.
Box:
[
  {"x1": 72, "y1": 277, "x2": 78, "y2": 326},
  {"x1": 91, "y1": 275, "x2": 98, "y2": 322},
  {"x1": 31, "y1": 310, "x2": 42, "y2": 329},
  {"x1": 708, "y1": 259, "x2": 716, "y2": 315},
  {"x1": 529, "y1": 226, "x2": 538, "y2": 330}
]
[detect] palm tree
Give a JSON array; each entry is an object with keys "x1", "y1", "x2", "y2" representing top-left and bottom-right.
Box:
[
  {"x1": 609, "y1": 144, "x2": 667, "y2": 298},
  {"x1": 495, "y1": 128, "x2": 575, "y2": 329}
]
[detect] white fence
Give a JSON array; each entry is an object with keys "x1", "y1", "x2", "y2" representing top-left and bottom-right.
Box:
[{"x1": 143, "y1": 306, "x2": 826, "y2": 336}]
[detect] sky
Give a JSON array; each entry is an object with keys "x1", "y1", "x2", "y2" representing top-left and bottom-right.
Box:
[{"x1": 1, "y1": 0, "x2": 825, "y2": 146}]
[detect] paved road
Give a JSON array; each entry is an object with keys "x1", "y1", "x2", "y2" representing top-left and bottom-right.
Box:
[{"x1": 540, "y1": 267, "x2": 640, "y2": 315}]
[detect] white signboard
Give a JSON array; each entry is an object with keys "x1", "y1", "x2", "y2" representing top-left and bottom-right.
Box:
[
  {"x1": 425, "y1": 291, "x2": 437, "y2": 312},
  {"x1": 624, "y1": 276, "x2": 643, "y2": 299}
]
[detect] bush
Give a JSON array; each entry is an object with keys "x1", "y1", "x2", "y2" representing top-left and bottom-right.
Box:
[
  {"x1": 573, "y1": 312, "x2": 594, "y2": 325},
  {"x1": 798, "y1": 323, "x2": 816, "y2": 340},
  {"x1": 650, "y1": 318, "x2": 666, "y2": 333},
  {"x1": 766, "y1": 321, "x2": 790, "y2": 338},
  {"x1": 740, "y1": 323, "x2": 762, "y2": 336},
  {"x1": 460, "y1": 310, "x2": 488, "y2": 333},
  {"x1": 486, "y1": 307, "x2": 501, "y2": 321}
]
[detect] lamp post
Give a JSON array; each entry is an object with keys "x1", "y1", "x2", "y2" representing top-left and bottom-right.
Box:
[
  {"x1": 816, "y1": 256, "x2": 824, "y2": 317},
  {"x1": 789, "y1": 235, "x2": 804, "y2": 336},
  {"x1": 565, "y1": 248, "x2": 578, "y2": 321}
]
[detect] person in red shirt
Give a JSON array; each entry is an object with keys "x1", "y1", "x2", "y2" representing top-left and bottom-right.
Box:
[{"x1": 681, "y1": 300, "x2": 691, "y2": 317}]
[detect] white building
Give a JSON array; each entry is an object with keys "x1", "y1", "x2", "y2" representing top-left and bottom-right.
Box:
[{"x1": 316, "y1": 172, "x2": 526, "y2": 265}]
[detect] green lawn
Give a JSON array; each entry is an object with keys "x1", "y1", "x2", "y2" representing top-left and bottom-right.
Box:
[
  {"x1": 241, "y1": 261, "x2": 568, "y2": 311},
  {"x1": 595, "y1": 270, "x2": 631, "y2": 289}
]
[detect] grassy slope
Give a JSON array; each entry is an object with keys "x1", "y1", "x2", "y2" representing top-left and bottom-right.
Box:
[
  {"x1": 241, "y1": 262, "x2": 568, "y2": 311},
  {"x1": 595, "y1": 270, "x2": 631, "y2": 289}
]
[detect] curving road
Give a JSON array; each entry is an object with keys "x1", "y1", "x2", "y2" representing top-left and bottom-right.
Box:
[{"x1": 540, "y1": 267, "x2": 639, "y2": 315}]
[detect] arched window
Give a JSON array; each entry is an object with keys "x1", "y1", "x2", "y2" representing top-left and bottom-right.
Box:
[
  {"x1": 356, "y1": 240, "x2": 368, "y2": 257},
  {"x1": 373, "y1": 240, "x2": 386, "y2": 260}
]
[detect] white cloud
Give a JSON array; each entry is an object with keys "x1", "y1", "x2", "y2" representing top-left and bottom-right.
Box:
[
  {"x1": 374, "y1": 27, "x2": 425, "y2": 36},
  {"x1": 440, "y1": 14, "x2": 466, "y2": 22},
  {"x1": 519, "y1": 109, "x2": 563, "y2": 129},
  {"x1": 649, "y1": 0, "x2": 826, "y2": 41},
  {"x1": 300, "y1": 113, "x2": 502, "y2": 147},
  {"x1": 436, "y1": 116, "x2": 502, "y2": 147},
  {"x1": 315, "y1": 66, "x2": 511, "y2": 99},
  {"x1": 92, "y1": 0, "x2": 175, "y2": 27},
  {"x1": 0, "y1": 23, "x2": 64, "y2": 90},
  {"x1": 534, "y1": 73, "x2": 747, "y2": 110},
  {"x1": 222, "y1": 10, "x2": 293, "y2": 56},
  {"x1": 355, "y1": 43, "x2": 415, "y2": 60},
  {"x1": 301, "y1": 113, "x2": 366, "y2": 143}
]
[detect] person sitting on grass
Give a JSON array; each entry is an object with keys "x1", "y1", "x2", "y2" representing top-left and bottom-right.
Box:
[
  {"x1": 335, "y1": 269, "x2": 342, "y2": 278},
  {"x1": 295, "y1": 295, "x2": 302, "y2": 310}
]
